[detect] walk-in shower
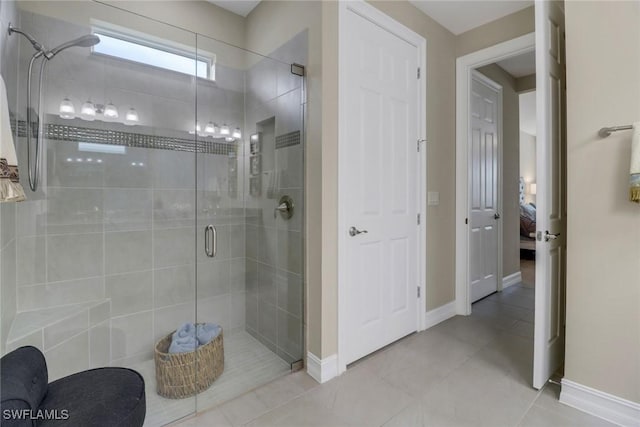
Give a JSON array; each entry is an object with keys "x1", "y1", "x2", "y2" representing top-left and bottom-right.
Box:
[
  {"x1": 8, "y1": 23, "x2": 100, "y2": 191},
  {"x1": 0, "y1": 2, "x2": 306, "y2": 426}
]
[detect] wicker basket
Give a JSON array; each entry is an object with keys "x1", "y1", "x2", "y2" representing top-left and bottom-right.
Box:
[{"x1": 154, "y1": 326, "x2": 224, "y2": 399}]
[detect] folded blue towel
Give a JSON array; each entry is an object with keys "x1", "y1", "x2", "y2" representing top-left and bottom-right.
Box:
[
  {"x1": 175, "y1": 322, "x2": 196, "y2": 339},
  {"x1": 196, "y1": 323, "x2": 221, "y2": 345},
  {"x1": 168, "y1": 335, "x2": 197, "y2": 354},
  {"x1": 167, "y1": 322, "x2": 221, "y2": 353}
]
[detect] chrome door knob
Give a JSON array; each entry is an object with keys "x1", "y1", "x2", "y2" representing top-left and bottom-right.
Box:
[
  {"x1": 349, "y1": 226, "x2": 368, "y2": 237},
  {"x1": 494, "y1": 213, "x2": 501, "y2": 219},
  {"x1": 544, "y1": 231, "x2": 561, "y2": 241}
]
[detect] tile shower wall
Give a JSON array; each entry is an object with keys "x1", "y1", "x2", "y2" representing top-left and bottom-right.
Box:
[
  {"x1": 4, "y1": 10, "x2": 246, "y2": 379},
  {"x1": 244, "y1": 32, "x2": 307, "y2": 364},
  {"x1": 0, "y1": 0, "x2": 19, "y2": 357}
]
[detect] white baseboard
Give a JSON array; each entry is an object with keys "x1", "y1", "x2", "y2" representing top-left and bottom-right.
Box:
[
  {"x1": 306, "y1": 352, "x2": 338, "y2": 384},
  {"x1": 423, "y1": 301, "x2": 457, "y2": 329},
  {"x1": 502, "y1": 271, "x2": 522, "y2": 289},
  {"x1": 560, "y1": 378, "x2": 640, "y2": 427}
]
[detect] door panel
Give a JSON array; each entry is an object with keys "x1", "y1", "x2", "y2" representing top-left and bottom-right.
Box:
[
  {"x1": 390, "y1": 238, "x2": 409, "y2": 313},
  {"x1": 470, "y1": 72, "x2": 501, "y2": 303},
  {"x1": 343, "y1": 7, "x2": 419, "y2": 365},
  {"x1": 533, "y1": 0, "x2": 567, "y2": 390}
]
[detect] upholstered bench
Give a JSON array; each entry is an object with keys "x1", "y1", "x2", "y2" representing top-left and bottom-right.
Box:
[{"x1": 1, "y1": 346, "x2": 146, "y2": 427}]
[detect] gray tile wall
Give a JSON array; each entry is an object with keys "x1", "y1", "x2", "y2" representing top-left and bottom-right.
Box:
[
  {"x1": 12, "y1": 145, "x2": 247, "y2": 371},
  {"x1": 3, "y1": 9, "x2": 306, "y2": 383},
  {"x1": 0, "y1": 0, "x2": 19, "y2": 357},
  {"x1": 243, "y1": 32, "x2": 307, "y2": 364},
  {"x1": 3, "y1": 10, "x2": 247, "y2": 377},
  {"x1": 0, "y1": 204, "x2": 17, "y2": 357}
]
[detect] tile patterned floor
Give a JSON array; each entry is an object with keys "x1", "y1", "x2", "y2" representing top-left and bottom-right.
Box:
[
  {"x1": 173, "y1": 282, "x2": 613, "y2": 427},
  {"x1": 520, "y1": 257, "x2": 535, "y2": 287}
]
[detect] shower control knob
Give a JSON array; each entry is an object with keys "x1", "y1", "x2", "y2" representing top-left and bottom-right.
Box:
[{"x1": 274, "y1": 195, "x2": 294, "y2": 219}]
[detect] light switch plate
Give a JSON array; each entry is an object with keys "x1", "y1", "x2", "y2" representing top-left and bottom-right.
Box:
[{"x1": 428, "y1": 191, "x2": 440, "y2": 206}]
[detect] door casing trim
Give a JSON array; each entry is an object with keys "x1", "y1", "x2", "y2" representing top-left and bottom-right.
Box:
[
  {"x1": 455, "y1": 32, "x2": 535, "y2": 315},
  {"x1": 337, "y1": 0, "x2": 428, "y2": 375}
]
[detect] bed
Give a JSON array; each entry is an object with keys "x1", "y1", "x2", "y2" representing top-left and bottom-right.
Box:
[{"x1": 519, "y1": 177, "x2": 537, "y2": 251}]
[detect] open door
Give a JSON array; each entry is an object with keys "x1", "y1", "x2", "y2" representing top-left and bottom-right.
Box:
[{"x1": 533, "y1": 0, "x2": 567, "y2": 390}]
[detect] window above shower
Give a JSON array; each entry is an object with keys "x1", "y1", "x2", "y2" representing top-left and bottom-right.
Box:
[{"x1": 92, "y1": 27, "x2": 216, "y2": 81}]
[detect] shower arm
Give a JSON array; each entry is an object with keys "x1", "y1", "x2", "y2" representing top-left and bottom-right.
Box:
[{"x1": 7, "y1": 24, "x2": 46, "y2": 55}]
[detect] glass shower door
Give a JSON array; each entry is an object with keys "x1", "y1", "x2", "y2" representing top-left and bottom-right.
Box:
[{"x1": 194, "y1": 34, "x2": 305, "y2": 412}]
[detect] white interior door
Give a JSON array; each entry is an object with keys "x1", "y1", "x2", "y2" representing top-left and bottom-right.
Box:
[
  {"x1": 341, "y1": 6, "x2": 419, "y2": 365},
  {"x1": 469, "y1": 72, "x2": 501, "y2": 303},
  {"x1": 533, "y1": 0, "x2": 567, "y2": 390}
]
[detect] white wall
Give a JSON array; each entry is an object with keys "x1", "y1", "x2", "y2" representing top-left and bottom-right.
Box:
[
  {"x1": 519, "y1": 131, "x2": 536, "y2": 205},
  {"x1": 519, "y1": 90, "x2": 536, "y2": 205},
  {"x1": 564, "y1": 0, "x2": 640, "y2": 404}
]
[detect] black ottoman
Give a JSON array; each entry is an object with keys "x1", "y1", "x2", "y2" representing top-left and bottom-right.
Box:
[{"x1": 1, "y1": 346, "x2": 146, "y2": 427}]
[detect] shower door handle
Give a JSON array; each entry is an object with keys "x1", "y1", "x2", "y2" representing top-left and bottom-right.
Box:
[{"x1": 205, "y1": 225, "x2": 217, "y2": 257}]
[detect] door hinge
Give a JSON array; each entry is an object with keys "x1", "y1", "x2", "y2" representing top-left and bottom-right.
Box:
[
  {"x1": 417, "y1": 213, "x2": 421, "y2": 225},
  {"x1": 417, "y1": 67, "x2": 421, "y2": 79},
  {"x1": 465, "y1": 218, "x2": 468, "y2": 225},
  {"x1": 417, "y1": 287, "x2": 421, "y2": 298}
]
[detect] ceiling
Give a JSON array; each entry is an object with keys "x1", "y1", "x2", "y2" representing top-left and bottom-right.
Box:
[
  {"x1": 209, "y1": 1, "x2": 533, "y2": 34},
  {"x1": 409, "y1": 1, "x2": 533, "y2": 35},
  {"x1": 496, "y1": 50, "x2": 535, "y2": 78},
  {"x1": 207, "y1": 1, "x2": 535, "y2": 51},
  {"x1": 207, "y1": 0, "x2": 261, "y2": 17},
  {"x1": 519, "y1": 90, "x2": 536, "y2": 136}
]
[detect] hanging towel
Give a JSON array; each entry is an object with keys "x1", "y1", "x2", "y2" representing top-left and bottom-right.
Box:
[
  {"x1": 631, "y1": 123, "x2": 640, "y2": 203},
  {"x1": 0, "y1": 75, "x2": 25, "y2": 202}
]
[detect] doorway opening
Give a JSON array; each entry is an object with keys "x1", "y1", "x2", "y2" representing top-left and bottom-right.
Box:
[
  {"x1": 468, "y1": 50, "x2": 538, "y2": 357},
  {"x1": 518, "y1": 89, "x2": 537, "y2": 293}
]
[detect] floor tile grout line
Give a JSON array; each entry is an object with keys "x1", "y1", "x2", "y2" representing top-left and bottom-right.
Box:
[
  {"x1": 376, "y1": 395, "x2": 421, "y2": 427},
  {"x1": 514, "y1": 383, "x2": 547, "y2": 427},
  {"x1": 206, "y1": 374, "x2": 311, "y2": 426}
]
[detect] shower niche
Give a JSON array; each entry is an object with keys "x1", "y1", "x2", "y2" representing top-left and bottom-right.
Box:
[{"x1": 0, "y1": 2, "x2": 306, "y2": 426}]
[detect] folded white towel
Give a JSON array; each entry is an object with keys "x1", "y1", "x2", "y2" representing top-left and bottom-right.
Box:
[
  {"x1": 0, "y1": 74, "x2": 25, "y2": 202},
  {"x1": 630, "y1": 123, "x2": 640, "y2": 203}
]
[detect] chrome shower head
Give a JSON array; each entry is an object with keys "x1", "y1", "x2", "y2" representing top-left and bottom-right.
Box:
[
  {"x1": 46, "y1": 34, "x2": 100, "y2": 58},
  {"x1": 7, "y1": 23, "x2": 46, "y2": 54}
]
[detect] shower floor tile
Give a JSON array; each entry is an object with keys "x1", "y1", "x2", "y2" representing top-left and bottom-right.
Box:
[{"x1": 130, "y1": 330, "x2": 291, "y2": 427}]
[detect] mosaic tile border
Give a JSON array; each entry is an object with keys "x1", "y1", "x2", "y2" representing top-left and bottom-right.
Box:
[
  {"x1": 275, "y1": 130, "x2": 301, "y2": 149},
  {"x1": 13, "y1": 119, "x2": 237, "y2": 155}
]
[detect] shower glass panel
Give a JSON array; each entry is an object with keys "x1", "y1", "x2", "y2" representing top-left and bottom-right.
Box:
[
  {"x1": 194, "y1": 34, "x2": 305, "y2": 412},
  {"x1": 3, "y1": 1, "x2": 304, "y2": 425},
  {"x1": 10, "y1": 4, "x2": 198, "y2": 425}
]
